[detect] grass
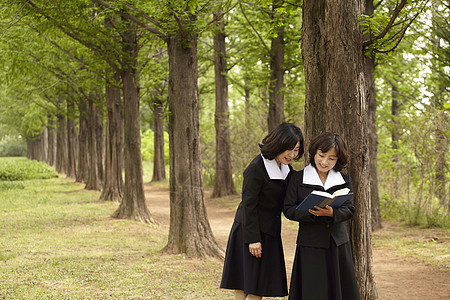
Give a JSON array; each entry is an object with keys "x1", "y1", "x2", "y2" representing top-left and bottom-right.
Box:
[
  {"x1": 0, "y1": 158, "x2": 230, "y2": 299},
  {"x1": 2, "y1": 157, "x2": 449, "y2": 298}
]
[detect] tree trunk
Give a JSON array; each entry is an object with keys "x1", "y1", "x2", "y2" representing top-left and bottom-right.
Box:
[
  {"x1": 267, "y1": 1, "x2": 285, "y2": 132},
  {"x1": 56, "y1": 99, "x2": 68, "y2": 175},
  {"x1": 431, "y1": 0, "x2": 448, "y2": 208},
  {"x1": 47, "y1": 118, "x2": 57, "y2": 167},
  {"x1": 85, "y1": 95, "x2": 101, "y2": 190},
  {"x1": 302, "y1": 0, "x2": 378, "y2": 299},
  {"x1": 112, "y1": 20, "x2": 153, "y2": 223},
  {"x1": 96, "y1": 96, "x2": 104, "y2": 185},
  {"x1": 76, "y1": 98, "x2": 89, "y2": 183},
  {"x1": 67, "y1": 99, "x2": 77, "y2": 178},
  {"x1": 151, "y1": 85, "x2": 166, "y2": 182},
  {"x1": 365, "y1": 0, "x2": 382, "y2": 231},
  {"x1": 212, "y1": 13, "x2": 237, "y2": 198},
  {"x1": 391, "y1": 84, "x2": 401, "y2": 199},
  {"x1": 164, "y1": 29, "x2": 222, "y2": 257},
  {"x1": 99, "y1": 71, "x2": 123, "y2": 202}
]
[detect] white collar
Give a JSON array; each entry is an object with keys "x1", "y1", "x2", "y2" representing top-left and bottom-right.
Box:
[
  {"x1": 261, "y1": 154, "x2": 290, "y2": 180},
  {"x1": 303, "y1": 164, "x2": 345, "y2": 190}
]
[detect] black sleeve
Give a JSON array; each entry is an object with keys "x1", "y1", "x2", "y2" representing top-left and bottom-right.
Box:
[
  {"x1": 241, "y1": 163, "x2": 264, "y2": 243},
  {"x1": 283, "y1": 171, "x2": 316, "y2": 223}
]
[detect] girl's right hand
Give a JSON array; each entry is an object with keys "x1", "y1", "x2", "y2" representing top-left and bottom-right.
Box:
[{"x1": 249, "y1": 242, "x2": 262, "y2": 258}]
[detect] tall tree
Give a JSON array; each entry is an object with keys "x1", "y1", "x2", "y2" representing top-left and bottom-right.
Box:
[
  {"x1": 267, "y1": 1, "x2": 285, "y2": 132},
  {"x1": 55, "y1": 97, "x2": 68, "y2": 175},
  {"x1": 85, "y1": 95, "x2": 101, "y2": 191},
  {"x1": 364, "y1": 0, "x2": 382, "y2": 230},
  {"x1": 66, "y1": 98, "x2": 77, "y2": 178},
  {"x1": 151, "y1": 83, "x2": 166, "y2": 182},
  {"x1": 99, "y1": 71, "x2": 123, "y2": 202},
  {"x1": 302, "y1": 0, "x2": 378, "y2": 298},
  {"x1": 112, "y1": 18, "x2": 153, "y2": 223},
  {"x1": 212, "y1": 12, "x2": 236, "y2": 198},
  {"x1": 164, "y1": 5, "x2": 222, "y2": 257},
  {"x1": 429, "y1": 0, "x2": 448, "y2": 207}
]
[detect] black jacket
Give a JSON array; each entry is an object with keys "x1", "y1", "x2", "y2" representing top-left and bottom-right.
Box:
[
  {"x1": 283, "y1": 169, "x2": 355, "y2": 248},
  {"x1": 234, "y1": 155, "x2": 293, "y2": 244}
]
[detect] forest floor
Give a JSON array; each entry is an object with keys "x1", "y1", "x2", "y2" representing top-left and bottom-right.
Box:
[{"x1": 144, "y1": 183, "x2": 450, "y2": 300}]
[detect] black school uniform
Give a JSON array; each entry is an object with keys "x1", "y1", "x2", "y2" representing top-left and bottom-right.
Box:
[
  {"x1": 284, "y1": 165, "x2": 361, "y2": 300},
  {"x1": 220, "y1": 154, "x2": 291, "y2": 297}
]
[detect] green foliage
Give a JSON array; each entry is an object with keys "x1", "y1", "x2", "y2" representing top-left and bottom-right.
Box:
[
  {"x1": 0, "y1": 157, "x2": 58, "y2": 181},
  {"x1": 140, "y1": 129, "x2": 170, "y2": 164},
  {"x1": 373, "y1": 0, "x2": 449, "y2": 228},
  {"x1": 0, "y1": 135, "x2": 26, "y2": 157}
]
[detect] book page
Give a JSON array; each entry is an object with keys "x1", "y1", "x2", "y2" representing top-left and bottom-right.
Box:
[
  {"x1": 332, "y1": 188, "x2": 350, "y2": 197},
  {"x1": 311, "y1": 190, "x2": 333, "y2": 198}
]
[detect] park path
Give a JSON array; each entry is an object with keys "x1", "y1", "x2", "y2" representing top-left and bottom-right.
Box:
[{"x1": 143, "y1": 183, "x2": 450, "y2": 300}]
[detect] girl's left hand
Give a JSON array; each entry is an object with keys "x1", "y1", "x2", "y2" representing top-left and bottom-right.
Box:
[{"x1": 309, "y1": 205, "x2": 333, "y2": 217}]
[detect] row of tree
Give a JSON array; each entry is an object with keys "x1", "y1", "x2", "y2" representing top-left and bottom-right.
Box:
[{"x1": 0, "y1": 1, "x2": 448, "y2": 299}]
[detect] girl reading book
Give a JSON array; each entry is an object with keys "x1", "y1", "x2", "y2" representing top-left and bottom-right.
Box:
[
  {"x1": 221, "y1": 123, "x2": 304, "y2": 300},
  {"x1": 283, "y1": 132, "x2": 361, "y2": 300}
]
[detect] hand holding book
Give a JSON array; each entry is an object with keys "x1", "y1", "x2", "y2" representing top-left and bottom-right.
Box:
[{"x1": 296, "y1": 188, "x2": 353, "y2": 211}]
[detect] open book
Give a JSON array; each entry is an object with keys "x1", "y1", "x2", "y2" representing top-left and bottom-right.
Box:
[{"x1": 296, "y1": 188, "x2": 353, "y2": 211}]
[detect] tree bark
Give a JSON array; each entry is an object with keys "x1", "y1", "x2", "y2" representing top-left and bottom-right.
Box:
[
  {"x1": 267, "y1": 1, "x2": 285, "y2": 132},
  {"x1": 55, "y1": 98, "x2": 68, "y2": 175},
  {"x1": 46, "y1": 118, "x2": 57, "y2": 167},
  {"x1": 67, "y1": 99, "x2": 77, "y2": 178},
  {"x1": 85, "y1": 95, "x2": 101, "y2": 190},
  {"x1": 365, "y1": 0, "x2": 382, "y2": 231},
  {"x1": 99, "y1": 71, "x2": 124, "y2": 202},
  {"x1": 302, "y1": 0, "x2": 378, "y2": 298},
  {"x1": 164, "y1": 28, "x2": 222, "y2": 257},
  {"x1": 112, "y1": 20, "x2": 153, "y2": 223},
  {"x1": 391, "y1": 84, "x2": 401, "y2": 199},
  {"x1": 151, "y1": 85, "x2": 166, "y2": 182},
  {"x1": 212, "y1": 13, "x2": 237, "y2": 198},
  {"x1": 96, "y1": 96, "x2": 104, "y2": 185},
  {"x1": 76, "y1": 98, "x2": 89, "y2": 183},
  {"x1": 431, "y1": 0, "x2": 448, "y2": 208}
]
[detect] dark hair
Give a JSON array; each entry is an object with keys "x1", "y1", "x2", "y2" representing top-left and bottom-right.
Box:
[
  {"x1": 308, "y1": 132, "x2": 349, "y2": 171},
  {"x1": 259, "y1": 123, "x2": 304, "y2": 160}
]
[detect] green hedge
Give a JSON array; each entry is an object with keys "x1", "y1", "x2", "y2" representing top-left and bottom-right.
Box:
[{"x1": 0, "y1": 158, "x2": 58, "y2": 181}]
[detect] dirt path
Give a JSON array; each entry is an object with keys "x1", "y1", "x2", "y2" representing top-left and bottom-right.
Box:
[{"x1": 144, "y1": 183, "x2": 450, "y2": 300}]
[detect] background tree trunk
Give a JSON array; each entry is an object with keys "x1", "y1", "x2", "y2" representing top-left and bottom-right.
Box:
[
  {"x1": 100, "y1": 71, "x2": 123, "y2": 202},
  {"x1": 76, "y1": 98, "x2": 89, "y2": 183},
  {"x1": 67, "y1": 99, "x2": 77, "y2": 178},
  {"x1": 302, "y1": 0, "x2": 378, "y2": 298},
  {"x1": 151, "y1": 87, "x2": 166, "y2": 182},
  {"x1": 212, "y1": 14, "x2": 237, "y2": 198},
  {"x1": 164, "y1": 30, "x2": 222, "y2": 257},
  {"x1": 46, "y1": 119, "x2": 57, "y2": 167},
  {"x1": 55, "y1": 99, "x2": 68, "y2": 175},
  {"x1": 96, "y1": 96, "x2": 104, "y2": 185},
  {"x1": 365, "y1": 0, "x2": 382, "y2": 231},
  {"x1": 391, "y1": 84, "x2": 401, "y2": 199},
  {"x1": 85, "y1": 96, "x2": 101, "y2": 190},
  {"x1": 267, "y1": 1, "x2": 285, "y2": 132},
  {"x1": 112, "y1": 20, "x2": 153, "y2": 223}
]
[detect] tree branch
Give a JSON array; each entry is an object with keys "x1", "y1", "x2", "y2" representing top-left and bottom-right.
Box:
[
  {"x1": 362, "y1": 0, "x2": 408, "y2": 47},
  {"x1": 90, "y1": 0, "x2": 163, "y2": 36},
  {"x1": 239, "y1": 2, "x2": 270, "y2": 55},
  {"x1": 374, "y1": 2, "x2": 427, "y2": 54}
]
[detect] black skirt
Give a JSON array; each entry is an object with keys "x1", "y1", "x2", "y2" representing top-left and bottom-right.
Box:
[
  {"x1": 220, "y1": 221, "x2": 288, "y2": 297},
  {"x1": 288, "y1": 240, "x2": 361, "y2": 300}
]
